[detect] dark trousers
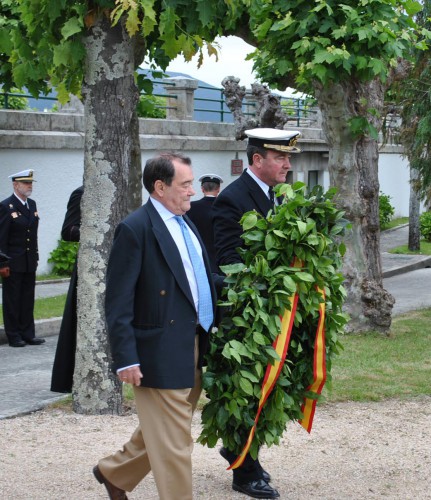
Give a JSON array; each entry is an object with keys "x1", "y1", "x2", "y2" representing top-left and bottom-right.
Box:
[
  {"x1": 51, "y1": 260, "x2": 78, "y2": 393},
  {"x1": 2, "y1": 271, "x2": 36, "y2": 344},
  {"x1": 222, "y1": 448, "x2": 264, "y2": 483}
]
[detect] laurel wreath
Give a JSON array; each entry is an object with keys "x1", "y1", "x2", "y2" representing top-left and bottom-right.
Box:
[{"x1": 198, "y1": 182, "x2": 350, "y2": 458}]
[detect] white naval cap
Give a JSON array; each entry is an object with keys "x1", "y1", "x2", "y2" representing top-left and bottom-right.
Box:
[
  {"x1": 8, "y1": 169, "x2": 36, "y2": 182},
  {"x1": 198, "y1": 174, "x2": 224, "y2": 184},
  {"x1": 245, "y1": 128, "x2": 302, "y2": 153}
]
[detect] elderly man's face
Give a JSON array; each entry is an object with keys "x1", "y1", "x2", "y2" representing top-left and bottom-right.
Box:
[
  {"x1": 14, "y1": 181, "x2": 33, "y2": 200},
  {"x1": 159, "y1": 159, "x2": 196, "y2": 215}
]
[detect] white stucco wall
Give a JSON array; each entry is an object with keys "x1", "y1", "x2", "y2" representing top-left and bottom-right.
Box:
[{"x1": 378, "y1": 153, "x2": 411, "y2": 218}]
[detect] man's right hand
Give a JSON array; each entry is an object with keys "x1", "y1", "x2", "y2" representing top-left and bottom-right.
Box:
[
  {"x1": 117, "y1": 366, "x2": 143, "y2": 386},
  {"x1": 0, "y1": 266, "x2": 10, "y2": 278}
]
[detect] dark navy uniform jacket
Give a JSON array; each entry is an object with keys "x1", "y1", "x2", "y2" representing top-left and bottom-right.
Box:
[
  {"x1": 212, "y1": 170, "x2": 272, "y2": 266},
  {"x1": 0, "y1": 194, "x2": 39, "y2": 272}
]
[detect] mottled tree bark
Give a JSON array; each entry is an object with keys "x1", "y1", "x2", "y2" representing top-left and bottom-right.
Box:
[
  {"x1": 314, "y1": 79, "x2": 394, "y2": 333},
  {"x1": 251, "y1": 83, "x2": 288, "y2": 130},
  {"x1": 222, "y1": 76, "x2": 257, "y2": 139},
  {"x1": 221, "y1": 77, "x2": 288, "y2": 139},
  {"x1": 73, "y1": 13, "x2": 141, "y2": 414}
]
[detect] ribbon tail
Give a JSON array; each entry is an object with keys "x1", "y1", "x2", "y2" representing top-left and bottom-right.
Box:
[{"x1": 299, "y1": 288, "x2": 326, "y2": 433}]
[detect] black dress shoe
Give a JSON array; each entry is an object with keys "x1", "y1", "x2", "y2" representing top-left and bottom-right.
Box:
[
  {"x1": 26, "y1": 338, "x2": 46, "y2": 345},
  {"x1": 220, "y1": 447, "x2": 271, "y2": 482},
  {"x1": 9, "y1": 340, "x2": 26, "y2": 347},
  {"x1": 232, "y1": 478, "x2": 280, "y2": 499},
  {"x1": 93, "y1": 465, "x2": 128, "y2": 500}
]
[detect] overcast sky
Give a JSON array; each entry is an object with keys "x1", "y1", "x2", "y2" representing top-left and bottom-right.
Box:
[{"x1": 166, "y1": 36, "x2": 296, "y2": 97}]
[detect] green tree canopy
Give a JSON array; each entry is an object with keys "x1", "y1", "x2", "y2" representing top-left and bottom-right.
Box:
[
  {"x1": 0, "y1": 0, "x2": 224, "y2": 101},
  {"x1": 244, "y1": 0, "x2": 424, "y2": 94}
]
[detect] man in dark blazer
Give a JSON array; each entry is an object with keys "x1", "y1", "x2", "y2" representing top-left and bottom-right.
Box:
[
  {"x1": 212, "y1": 128, "x2": 302, "y2": 499},
  {"x1": 0, "y1": 169, "x2": 44, "y2": 347},
  {"x1": 187, "y1": 173, "x2": 223, "y2": 273},
  {"x1": 51, "y1": 185, "x2": 83, "y2": 393},
  {"x1": 93, "y1": 153, "x2": 221, "y2": 500}
]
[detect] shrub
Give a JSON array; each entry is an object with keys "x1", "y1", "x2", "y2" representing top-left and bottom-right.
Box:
[
  {"x1": 136, "y1": 94, "x2": 167, "y2": 119},
  {"x1": 48, "y1": 240, "x2": 79, "y2": 276},
  {"x1": 0, "y1": 88, "x2": 29, "y2": 110},
  {"x1": 379, "y1": 192, "x2": 395, "y2": 228},
  {"x1": 419, "y1": 212, "x2": 431, "y2": 242}
]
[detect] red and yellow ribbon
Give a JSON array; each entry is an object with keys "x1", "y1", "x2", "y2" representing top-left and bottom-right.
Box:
[
  {"x1": 299, "y1": 287, "x2": 326, "y2": 433},
  {"x1": 229, "y1": 285, "x2": 326, "y2": 469},
  {"x1": 229, "y1": 292, "x2": 299, "y2": 470}
]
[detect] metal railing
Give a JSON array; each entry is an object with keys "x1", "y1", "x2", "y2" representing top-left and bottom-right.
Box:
[
  {"x1": 1, "y1": 86, "x2": 321, "y2": 127},
  {"x1": 0, "y1": 91, "x2": 57, "y2": 110}
]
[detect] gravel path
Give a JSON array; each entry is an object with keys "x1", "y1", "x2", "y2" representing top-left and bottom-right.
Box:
[{"x1": 1, "y1": 397, "x2": 430, "y2": 499}]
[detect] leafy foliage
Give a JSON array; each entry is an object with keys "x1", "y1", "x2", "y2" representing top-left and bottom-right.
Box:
[
  {"x1": 241, "y1": 0, "x2": 423, "y2": 93},
  {"x1": 379, "y1": 192, "x2": 395, "y2": 228},
  {"x1": 136, "y1": 94, "x2": 166, "y2": 119},
  {"x1": 0, "y1": 0, "x2": 227, "y2": 102},
  {"x1": 48, "y1": 239, "x2": 78, "y2": 276},
  {"x1": 199, "y1": 183, "x2": 349, "y2": 457},
  {"x1": 0, "y1": 87, "x2": 28, "y2": 109},
  {"x1": 419, "y1": 212, "x2": 431, "y2": 242}
]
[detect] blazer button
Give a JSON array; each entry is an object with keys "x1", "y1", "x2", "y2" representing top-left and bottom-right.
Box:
[
  {"x1": 170, "y1": 320, "x2": 175, "y2": 325},
  {"x1": 160, "y1": 290, "x2": 166, "y2": 296}
]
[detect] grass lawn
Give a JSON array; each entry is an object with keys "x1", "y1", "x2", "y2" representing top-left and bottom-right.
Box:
[
  {"x1": 389, "y1": 239, "x2": 431, "y2": 255},
  {"x1": 0, "y1": 294, "x2": 66, "y2": 326},
  {"x1": 381, "y1": 216, "x2": 409, "y2": 230},
  {"x1": 324, "y1": 308, "x2": 431, "y2": 402}
]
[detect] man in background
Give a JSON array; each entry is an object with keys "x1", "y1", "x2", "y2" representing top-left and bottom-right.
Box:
[
  {"x1": 0, "y1": 169, "x2": 44, "y2": 347},
  {"x1": 187, "y1": 173, "x2": 223, "y2": 273},
  {"x1": 51, "y1": 185, "x2": 83, "y2": 393}
]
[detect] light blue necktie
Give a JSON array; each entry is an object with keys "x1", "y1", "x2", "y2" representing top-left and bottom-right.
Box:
[{"x1": 175, "y1": 216, "x2": 213, "y2": 332}]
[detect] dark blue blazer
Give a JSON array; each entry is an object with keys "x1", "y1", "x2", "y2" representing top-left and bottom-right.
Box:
[
  {"x1": 212, "y1": 170, "x2": 272, "y2": 266},
  {"x1": 105, "y1": 200, "x2": 217, "y2": 389}
]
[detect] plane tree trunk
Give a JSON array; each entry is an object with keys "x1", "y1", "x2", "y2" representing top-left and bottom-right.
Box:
[
  {"x1": 314, "y1": 79, "x2": 394, "y2": 333},
  {"x1": 408, "y1": 167, "x2": 421, "y2": 251},
  {"x1": 72, "y1": 13, "x2": 142, "y2": 414}
]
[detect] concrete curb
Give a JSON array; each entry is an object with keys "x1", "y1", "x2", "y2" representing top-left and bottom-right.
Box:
[
  {"x1": 0, "y1": 393, "x2": 68, "y2": 421},
  {"x1": 0, "y1": 317, "x2": 61, "y2": 346},
  {"x1": 381, "y1": 222, "x2": 409, "y2": 234},
  {"x1": 382, "y1": 254, "x2": 431, "y2": 278}
]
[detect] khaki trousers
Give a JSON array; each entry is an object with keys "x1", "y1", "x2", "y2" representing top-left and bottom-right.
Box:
[{"x1": 98, "y1": 336, "x2": 202, "y2": 500}]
